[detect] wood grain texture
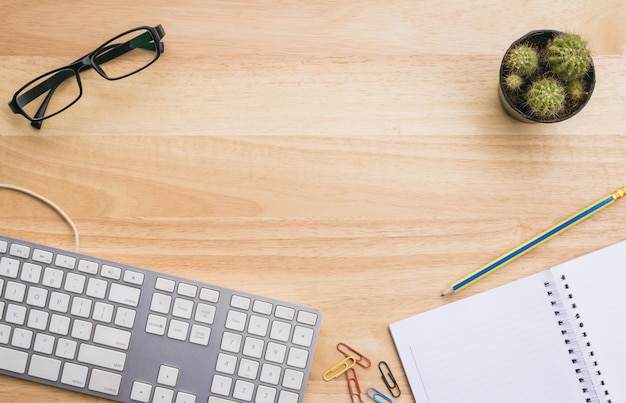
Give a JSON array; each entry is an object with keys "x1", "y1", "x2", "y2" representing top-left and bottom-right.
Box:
[{"x1": 1, "y1": 1, "x2": 626, "y2": 402}]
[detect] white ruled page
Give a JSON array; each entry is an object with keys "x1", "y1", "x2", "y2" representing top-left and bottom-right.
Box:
[
  {"x1": 551, "y1": 240, "x2": 626, "y2": 402},
  {"x1": 390, "y1": 271, "x2": 584, "y2": 403}
]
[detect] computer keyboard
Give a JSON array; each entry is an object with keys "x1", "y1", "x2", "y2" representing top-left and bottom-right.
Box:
[{"x1": 0, "y1": 234, "x2": 322, "y2": 403}]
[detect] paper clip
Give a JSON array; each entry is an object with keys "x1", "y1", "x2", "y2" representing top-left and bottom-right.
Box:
[
  {"x1": 346, "y1": 368, "x2": 364, "y2": 403},
  {"x1": 366, "y1": 387, "x2": 394, "y2": 403},
  {"x1": 337, "y1": 342, "x2": 372, "y2": 368},
  {"x1": 323, "y1": 356, "x2": 357, "y2": 381},
  {"x1": 378, "y1": 361, "x2": 401, "y2": 397}
]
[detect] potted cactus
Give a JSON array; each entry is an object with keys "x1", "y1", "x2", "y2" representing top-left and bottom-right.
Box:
[{"x1": 499, "y1": 30, "x2": 595, "y2": 123}]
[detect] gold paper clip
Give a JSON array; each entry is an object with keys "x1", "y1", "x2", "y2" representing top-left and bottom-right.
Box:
[
  {"x1": 378, "y1": 361, "x2": 401, "y2": 397},
  {"x1": 323, "y1": 356, "x2": 357, "y2": 381},
  {"x1": 346, "y1": 368, "x2": 364, "y2": 403},
  {"x1": 337, "y1": 342, "x2": 372, "y2": 368},
  {"x1": 366, "y1": 387, "x2": 394, "y2": 403}
]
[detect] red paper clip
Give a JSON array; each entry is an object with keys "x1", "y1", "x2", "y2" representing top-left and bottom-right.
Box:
[
  {"x1": 346, "y1": 368, "x2": 364, "y2": 403},
  {"x1": 337, "y1": 342, "x2": 372, "y2": 368}
]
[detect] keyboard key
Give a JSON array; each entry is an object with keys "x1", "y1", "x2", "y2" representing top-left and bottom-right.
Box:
[
  {"x1": 0, "y1": 240, "x2": 6, "y2": 253},
  {"x1": 108, "y1": 283, "x2": 141, "y2": 307},
  {"x1": 131, "y1": 381, "x2": 152, "y2": 403},
  {"x1": 233, "y1": 379, "x2": 255, "y2": 401},
  {"x1": 260, "y1": 363, "x2": 282, "y2": 385},
  {"x1": 286, "y1": 347, "x2": 309, "y2": 369},
  {"x1": 153, "y1": 386, "x2": 174, "y2": 403},
  {"x1": 175, "y1": 391, "x2": 197, "y2": 403},
  {"x1": 297, "y1": 310, "x2": 318, "y2": 326},
  {"x1": 77, "y1": 259, "x2": 99, "y2": 274},
  {"x1": 123, "y1": 270, "x2": 144, "y2": 285},
  {"x1": 32, "y1": 249, "x2": 53, "y2": 264},
  {"x1": 278, "y1": 390, "x2": 300, "y2": 403},
  {"x1": 220, "y1": 332, "x2": 242, "y2": 353},
  {"x1": 172, "y1": 298, "x2": 194, "y2": 319},
  {"x1": 9, "y1": 243, "x2": 30, "y2": 259},
  {"x1": 256, "y1": 384, "x2": 277, "y2": 403},
  {"x1": 55, "y1": 338, "x2": 78, "y2": 360},
  {"x1": 155, "y1": 277, "x2": 175, "y2": 292},
  {"x1": 167, "y1": 319, "x2": 189, "y2": 341},
  {"x1": 177, "y1": 282, "x2": 197, "y2": 298},
  {"x1": 5, "y1": 304, "x2": 27, "y2": 325},
  {"x1": 194, "y1": 303, "x2": 216, "y2": 324},
  {"x1": 88, "y1": 368, "x2": 122, "y2": 396},
  {"x1": 33, "y1": 333, "x2": 55, "y2": 354},
  {"x1": 210, "y1": 374, "x2": 233, "y2": 396},
  {"x1": 230, "y1": 294, "x2": 250, "y2": 310},
  {"x1": 101, "y1": 265, "x2": 122, "y2": 280},
  {"x1": 248, "y1": 315, "x2": 270, "y2": 336},
  {"x1": 21, "y1": 262, "x2": 42, "y2": 283},
  {"x1": 65, "y1": 273, "x2": 86, "y2": 294},
  {"x1": 292, "y1": 325, "x2": 314, "y2": 347},
  {"x1": 28, "y1": 354, "x2": 61, "y2": 381},
  {"x1": 208, "y1": 397, "x2": 237, "y2": 403},
  {"x1": 0, "y1": 257, "x2": 20, "y2": 278},
  {"x1": 265, "y1": 342, "x2": 287, "y2": 363},
  {"x1": 49, "y1": 314, "x2": 71, "y2": 335},
  {"x1": 157, "y1": 365, "x2": 179, "y2": 387},
  {"x1": 225, "y1": 310, "x2": 247, "y2": 331},
  {"x1": 11, "y1": 328, "x2": 33, "y2": 349},
  {"x1": 93, "y1": 324, "x2": 131, "y2": 350},
  {"x1": 86, "y1": 278, "x2": 108, "y2": 299},
  {"x1": 215, "y1": 353, "x2": 237, "y2": 375},
  {"x1": 61, "y1": 363, "x2": 89, "y2": 388},
  {"x1": 42, "y1": 267, "x2": 64, "y2": 289},
  {"x1": 26, "y1": 287, "x2": 48, "y2": 308},
  {"x1": 114, "y1": 307, "x2": 136, "y2": 328},
  {"x1": 0, "y1": 323, "x2": 10, "y2": 343},
  {"x1": 49, "y1": 292, "x2": 71, "y2": 313},
  {"x1": 78, "y1": 344, "x2": 127, "y2": 371},
  {"x1": 269, "y1": 321, "x2": 292, "y2": 342},
  {"x1": 27, "y1": 309, "x2": 49, "y2": 330},
  {"x1": 189, "y1": 324, "x2": 211, "y2": 346},
  {"x1": 54, "y1": 254, "x2": 76, "y2": 270},
  {"x1": 238, "y1": 358, "x2": 259, "y2": 380},
  {"x1": 0, "y1": 346, "x2": 28, "y2": 373},
  {"x1": 274, "y1": 305, "x2": 295, "y2": 320},
  {"x1": 93, "y1": 302, "x2": 114, "y2": 323},
  {"x1": 5, "y1": 281, "x2": 26, "y2": 302},
  {"x1": 146, "y1": 314, "x2": 167, "y2": 336},
  {"x1": 282, "y1": 368, "x2": 305, "y2": 390},
  {"x1": 151, "y1": 293, "x2": 172, "y2": 314},
  {"x1": 253, "y1": 300, "x2": 273, "y2": 315},
  {"x1": 199, "y1": 287, "x2": 219, "y2": 303}
]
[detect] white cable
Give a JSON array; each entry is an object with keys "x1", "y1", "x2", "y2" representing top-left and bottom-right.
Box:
[{"x1": 0, "y1": 184, "x2": 80, "y2": 252}]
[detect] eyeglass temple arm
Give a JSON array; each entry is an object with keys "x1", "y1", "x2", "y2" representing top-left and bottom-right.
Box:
[{"x1": 92, "y1": 30, "x2": 164, "y2": 66}]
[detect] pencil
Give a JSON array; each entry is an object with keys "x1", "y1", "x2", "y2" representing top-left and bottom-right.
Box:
[{"x1": 441, "y1": 186, "x2": 626, "y2": 296}]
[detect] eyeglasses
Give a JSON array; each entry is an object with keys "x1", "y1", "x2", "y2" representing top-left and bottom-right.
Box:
[{"x1": 9, "y1": 24, "x2": 165, "y2": 129}]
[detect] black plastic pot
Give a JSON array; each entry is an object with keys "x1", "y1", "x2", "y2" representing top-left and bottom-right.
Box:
[{"x1": 498, "y1": 30, "x2": 596, "y2": 123}]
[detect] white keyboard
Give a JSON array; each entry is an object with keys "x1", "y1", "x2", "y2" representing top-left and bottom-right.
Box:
[{"x1": 0, "y1": 235, "x2": 321, "y2": 403}]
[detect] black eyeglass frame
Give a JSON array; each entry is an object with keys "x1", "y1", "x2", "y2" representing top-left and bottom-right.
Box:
[{"x1": 9, "y1": 24, "x2": 165, "y2": 129}]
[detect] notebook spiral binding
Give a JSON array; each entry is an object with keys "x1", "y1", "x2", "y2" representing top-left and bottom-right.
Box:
[{"x1": 544, "y1": 277, "x2": 611, "y2": 403}]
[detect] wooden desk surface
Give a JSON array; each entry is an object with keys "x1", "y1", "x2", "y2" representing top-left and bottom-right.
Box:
[{"x1": 1, "y1": 1, "x2": 626, "y2": 402}]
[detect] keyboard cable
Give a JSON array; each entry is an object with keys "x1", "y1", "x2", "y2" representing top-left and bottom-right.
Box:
[{"x1": 0, "y1": 183, "x2": 80, "y2": 252}]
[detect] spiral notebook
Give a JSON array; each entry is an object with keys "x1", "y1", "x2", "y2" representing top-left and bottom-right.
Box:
[{"x1": 390, "y1": 240, "x2": 626, "y2": 403}]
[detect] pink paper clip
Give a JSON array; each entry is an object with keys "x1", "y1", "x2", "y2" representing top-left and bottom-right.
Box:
[
  {"x1": 337, "y1": 342, "x2": 372, "y2": 368},
  {"x1": 346, "y1": 368, "x2": 364, "y2": 403}
]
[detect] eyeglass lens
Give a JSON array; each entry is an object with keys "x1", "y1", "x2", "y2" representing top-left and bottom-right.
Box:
[
  {"x1": 18, "y1": 68, "x2": 81, "y2": 120},
  {"x1": 93, "y1": 28, "x2": 159, "y2": 79}
]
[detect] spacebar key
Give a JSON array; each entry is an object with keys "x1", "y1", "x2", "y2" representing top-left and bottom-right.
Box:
[{"x1": 78, "y1": 344, "x2": 127, "y2": 371}]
